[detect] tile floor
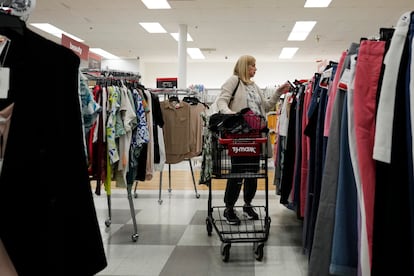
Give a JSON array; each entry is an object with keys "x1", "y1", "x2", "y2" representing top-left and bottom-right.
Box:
[{"x1": 93, "y1": 181, "x2": 308, "y2": 276}]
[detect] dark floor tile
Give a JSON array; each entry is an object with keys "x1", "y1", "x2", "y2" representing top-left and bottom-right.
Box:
[
  {"x1": 108, "y1": 224, "x2": 187, "y2": 245},
  {"x1": 159, "y1": 245, "x2": 255, "y2": 276}
]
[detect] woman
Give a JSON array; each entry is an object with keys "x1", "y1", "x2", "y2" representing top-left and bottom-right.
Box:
[{"x1": 215, "y1": 54, "x2": 290, "y2": 225}]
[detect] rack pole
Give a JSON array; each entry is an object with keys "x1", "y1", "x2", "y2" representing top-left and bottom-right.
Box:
[
  {"x1": 188, "y1": 159, "x2": 200, "y2": 198},
  {"x1": 157, "y1": 159, "x2": 200, "y2": 204},
  {"x1": 127, "y1": 185, "x2": 139, "y2": 242}
]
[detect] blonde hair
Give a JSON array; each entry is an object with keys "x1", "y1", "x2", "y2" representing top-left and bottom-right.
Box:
[{"x1": 233, "y1": 55, "x2": 255, "y2": 84}]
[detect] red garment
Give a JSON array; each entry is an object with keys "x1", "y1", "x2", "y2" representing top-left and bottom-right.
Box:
[
  {"x1": 353, "y1": 40, "x2": 385, "y2": 266},
  {"x1": 89, "y1": 85, "x2": 107, "y2": 195}
]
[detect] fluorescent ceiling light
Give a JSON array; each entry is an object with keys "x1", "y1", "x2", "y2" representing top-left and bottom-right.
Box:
[
  {"x1": 279, "y1": 47, "x2": 299, "y2": 59},
  {"x1": 304, "y1": 0, "x2": 332, "y2": 8},
  {"x1": 139, "y1": 22, "x2": 167, "y2": 33},
  {"x1": 170, "y1": 33, "x2": 193, "y2": 42},
  {"x1": 141, "y1": 0, "x2": 171, "y2": 9},
  {"x1": 187, "y1": 48, "x2": 205, "y2": 59},
  {"x1": 90, "y1": 48, "x2": 119, "y2": 60},
  {"x1": 30, "y1": 23, "x2": 84, "y2": 42},
  {"x1": 288, "y1": 21, "x2": 317, "y2": 41}
]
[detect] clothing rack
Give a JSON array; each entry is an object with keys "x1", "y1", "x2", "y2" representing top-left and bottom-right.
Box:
[
  {"x1": 132, "y1": 88, "x2": 202, "y2": 204},
  {"x1": 133, "y1": 158, "x2": 200, "y2": 204},
  {"x1": 85, "y1": 75, "x2": 143, "y2": 242}
]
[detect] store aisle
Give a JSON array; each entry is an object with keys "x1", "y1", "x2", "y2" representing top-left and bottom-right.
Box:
[{"x1": 93, "y1": 188, "x2": 307, "y2": 276}]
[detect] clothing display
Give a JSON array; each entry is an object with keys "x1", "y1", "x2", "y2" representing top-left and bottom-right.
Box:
[
  {"x1": 274, "y1": 11, "x2": 414, "y2": 276},
  {"x1": 160, "y1": 94, "x2": 206, "y2": 164}
]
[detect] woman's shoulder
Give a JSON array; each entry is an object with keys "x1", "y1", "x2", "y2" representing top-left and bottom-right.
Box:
[
  {"x1": 222, "y1": 75, "x2": 240, "y2": 87},
  {"x1": 226, "y1": 75, "x2": 239, "y2": 83}
]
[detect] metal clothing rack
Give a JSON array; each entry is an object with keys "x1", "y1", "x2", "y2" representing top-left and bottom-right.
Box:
[
  {"x1": 86, "y1": 75, "x2": 142, "y2": 242},
  {"x1": 133, "y1": 158, "x2": 200, "y2": 204},
  {"x1": 91, "y1": 178, "x2": 139, "y2": 242},
  {"x1": 132, "y1": 88, "x2": 202, "y2": 204}
]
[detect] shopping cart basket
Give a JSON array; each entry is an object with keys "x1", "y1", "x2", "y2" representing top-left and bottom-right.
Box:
[{"x1": 205, "y1": 113, "x2": 271, "y2": 262}]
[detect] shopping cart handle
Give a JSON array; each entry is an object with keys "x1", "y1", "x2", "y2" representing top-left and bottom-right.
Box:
[{"x1": 218, "y1": 137, "x2": 267, "y2": 144}]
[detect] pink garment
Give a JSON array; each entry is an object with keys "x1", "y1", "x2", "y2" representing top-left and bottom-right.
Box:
[
  {"x1": 324, "y1": 51, "x2": 347, "y2": 137},
  {"x1": 353, "y1": 39, "x2": 386, "y2": 267}
]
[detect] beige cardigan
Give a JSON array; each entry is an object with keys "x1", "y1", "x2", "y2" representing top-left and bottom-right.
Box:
[
  {"x1": 216, "y1": 75, "x2": 283, "y2": 115},
  {"x1": 215, "y1": 75, "x2": 284, "y2": 158}
]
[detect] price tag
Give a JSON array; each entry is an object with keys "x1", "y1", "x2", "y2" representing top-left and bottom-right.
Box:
[{"x1": 338, "y1": 68, "x2": 351, "y2": 91}]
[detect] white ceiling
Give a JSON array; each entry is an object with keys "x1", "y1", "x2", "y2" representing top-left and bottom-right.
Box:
[{"x1": 25, "y1": 0, "x2": 413, "y2": 64}]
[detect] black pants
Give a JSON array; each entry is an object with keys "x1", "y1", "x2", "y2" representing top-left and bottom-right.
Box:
[{"x1": 224, "y1": 156, "x2": 260, "y2": 208}]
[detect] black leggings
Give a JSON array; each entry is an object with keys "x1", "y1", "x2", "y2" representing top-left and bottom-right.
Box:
[{"x1": 224, "y1": 156, "x2": 259, "y2": 208}]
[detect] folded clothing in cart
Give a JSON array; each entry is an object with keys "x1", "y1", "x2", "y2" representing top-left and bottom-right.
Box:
[
  {"x1": 208, "y1": 108, "x2": 267, "y2": 135},
  {"x1": 208, "y1": 112, "x2": 250, "y2": 134}
]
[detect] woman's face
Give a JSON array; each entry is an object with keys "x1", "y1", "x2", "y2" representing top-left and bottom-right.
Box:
[{"x1": 248, "y1": 63, "x2": 257, "y2": 78}]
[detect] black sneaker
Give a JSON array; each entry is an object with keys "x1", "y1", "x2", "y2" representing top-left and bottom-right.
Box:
[
  {"x1": 243, "y1": 204, "x2": 259, "y2": 220},
  {"x1": 223, "y1": 208, "x2": 241, "y2": 225}
]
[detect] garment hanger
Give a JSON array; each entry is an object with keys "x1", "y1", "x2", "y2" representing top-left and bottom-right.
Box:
[
  {"x1": 168, "y1": 95, "x2": 179, "y2": 103},
  {"x1": 182, "y1": 96, "x2": 210, "y2": 108},
  {"x1": 182, "y1": 96, "x2": 199, "y2": 104}
]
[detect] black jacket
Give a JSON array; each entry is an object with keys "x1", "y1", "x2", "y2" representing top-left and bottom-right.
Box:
[{"x1": 0, "y1": 14, "x2": 107, "y2": 275}]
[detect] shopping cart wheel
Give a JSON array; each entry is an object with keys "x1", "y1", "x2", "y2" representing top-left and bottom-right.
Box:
[
  {"x1": 105, "y1": 219, "x2": 111, "y2": 227},
  {"x1": 221, "y1": 243, "x2": 231, "y2": 262},
  {"x1": 206, "y1": 218, "x2": 212, "y2": 236},
  {"x1": 254, "y1": 243, "x2": 264, "y2": 261},
  {"x1": 131, "y1": 233, "x2": 139, "y2": 242}
]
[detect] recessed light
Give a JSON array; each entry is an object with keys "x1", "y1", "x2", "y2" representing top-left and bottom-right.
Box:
[{"x1": 139, "y1": 22, "x2": 167, "y2": 33}]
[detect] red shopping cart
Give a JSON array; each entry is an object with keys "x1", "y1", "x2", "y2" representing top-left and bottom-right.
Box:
[{"x1": 205, "y1": 113, "x2": 271, "y2": 262}]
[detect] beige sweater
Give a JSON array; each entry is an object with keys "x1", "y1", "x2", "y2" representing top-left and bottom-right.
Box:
[{"x1": 216, "y1": 75, "x2": 283, "y2": 115}]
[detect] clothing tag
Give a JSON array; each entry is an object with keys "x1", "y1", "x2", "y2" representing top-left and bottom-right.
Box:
[
  {"x1": 401, "y1": 14, "x2": 410, "y2": 24},
  {"x1": 0, "y1": 67, "x2": 9, "y2": 99},
  {"x1": 338, "y1": 68, "x2": 351, "y2": 91}
]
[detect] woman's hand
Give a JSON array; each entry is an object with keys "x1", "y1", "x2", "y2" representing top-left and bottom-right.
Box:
[{"x1": 277, "y1": 82, "x2": 291, "y2": 94}]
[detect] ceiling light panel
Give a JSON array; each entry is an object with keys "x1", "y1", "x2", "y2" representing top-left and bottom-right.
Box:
[
  {"x1": 30, "y1": 23, "x2": 84, "y2": 42},
  {"x1": 187, "y1": 48, "x2": 205, "y2": 59},
  {"x1": 304, "y1": 0, "x2": 332, "y2": 8},
  {"x1": 139, "y1": 22, "x2": 167, "y2": 33},
  {"x1": 288, "y1": 21, "x2": 317, "y2": 41},
  {"x1": 141, "y1": 0, "x2": 171, "y2": 9},
  {"x1": 279, "y1": 47, "x2": 299, "y2": 59},
  {"x1": 170, "y1": 33, "x2": 193, "y2": 42}
]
